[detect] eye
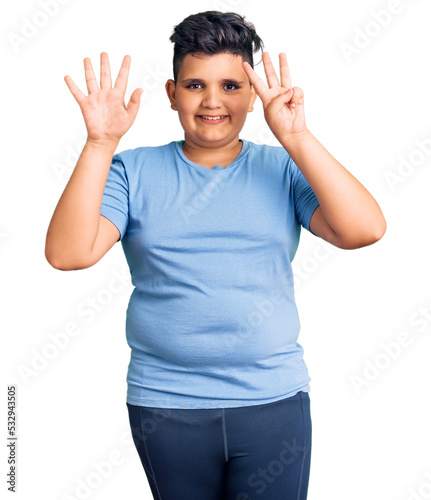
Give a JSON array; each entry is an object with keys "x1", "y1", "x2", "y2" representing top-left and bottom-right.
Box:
[
  {"x1": 185, "y1": 83, "x2": 240, "y2": 91},
  {"x1": 223, "y1": 84, "x2": 239, "y2": 91}
]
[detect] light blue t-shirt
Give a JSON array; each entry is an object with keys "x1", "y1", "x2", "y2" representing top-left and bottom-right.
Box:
[{"x1": 100, "y1": 138, "x2": 320, "y2": 409}]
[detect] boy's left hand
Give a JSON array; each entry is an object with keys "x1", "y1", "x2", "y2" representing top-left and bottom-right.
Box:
[{"x1": 243, "y1": 52, "x2": 308, "y2": 143}]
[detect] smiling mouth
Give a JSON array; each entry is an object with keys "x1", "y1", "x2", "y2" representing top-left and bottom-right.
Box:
[{"x1": 197, "y1": 115, "x2": 229, "y2": 122}]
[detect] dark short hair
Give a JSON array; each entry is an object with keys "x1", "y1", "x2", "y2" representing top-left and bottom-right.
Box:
[{"x1": 169, "y1": 11, "x2": 264, "y2": 84}]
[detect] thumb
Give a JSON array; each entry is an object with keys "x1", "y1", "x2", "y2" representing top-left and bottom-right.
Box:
[{"x1": 126, "y1": 87, "x2": 144, "y2": 120}]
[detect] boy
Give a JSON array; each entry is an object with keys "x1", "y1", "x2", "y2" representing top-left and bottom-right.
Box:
[{"x1": 46, "y1": 10, "x2": 386, "y2": 500}]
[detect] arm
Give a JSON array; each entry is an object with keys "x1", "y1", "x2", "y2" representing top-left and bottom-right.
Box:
[
  {"x1": 45, "y1": 52, "x2": 143, "y2": 270},
  {"x1": 280, "y1": 130, "x2": 386, "y2": 249},
  {"x1": 243, "y1": 52, "x2": 386, "y2": 249},
  {"x1": 45, "y1": 138, "x2": 120, "y2": 270}
]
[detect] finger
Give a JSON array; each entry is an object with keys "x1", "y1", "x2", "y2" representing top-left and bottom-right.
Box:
[
  {"x1": 100, "y1": 52, "x2": 112, "y2": 89},
  {"x1": 114, "y1": 55, "x2": 131, "y2": 93},
  {"x1": 83, "y1": 57, "x2": 99, "y2": 94},
  {"x1": 278, "y1": 88, "x2": 293, "y2": 106},
  {"x1": 262, "y1": 52, "x2": 280, "y2": 89},
  {"x1": 290, "y1": 86, "x2": 304, "y2": 108},
  {"x1": 242, "y1": 61, "x2": 269, "y2": 103},
  {"x1": 279, "y1": 53, "x2": 292, "y2": 90},
  {"x1": 126, "y1": 87, "x2": 143, "y2": 121},
  {"x1": 64, "y1": 75, "x2": 86, "y2": 105}
]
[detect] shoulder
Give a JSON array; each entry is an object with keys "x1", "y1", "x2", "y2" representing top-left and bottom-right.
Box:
[
  {"x1": 244, "y1": 139, "x2": 293, "y2": 172},
  {"x1": 114, "y1": 141, "x2": 177, "y2": 163},
  {"x1": 111, "y1": 142, "x2": 179, "y2": 181}
]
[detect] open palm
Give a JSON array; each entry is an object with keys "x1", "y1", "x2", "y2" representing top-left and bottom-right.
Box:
[{"x1": 64, "y1": 52, "x2": 143, "y2": 143}]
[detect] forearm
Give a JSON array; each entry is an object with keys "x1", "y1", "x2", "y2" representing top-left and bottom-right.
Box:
[
  {"x1": 45, "y1": 138, "x2": 118, "y2": 268},
  {"x1": 280, "y1": 129, "x2": 386, "y2": 246}
]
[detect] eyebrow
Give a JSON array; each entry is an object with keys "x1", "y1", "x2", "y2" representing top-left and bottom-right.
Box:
[{"x1": 180, "y1": 78, "x2": 245, "y2": 85}]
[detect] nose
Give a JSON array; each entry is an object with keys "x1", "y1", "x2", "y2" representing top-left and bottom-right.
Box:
[{"x1": 201, "y1": 86, "x2": 222, "y2": 109}]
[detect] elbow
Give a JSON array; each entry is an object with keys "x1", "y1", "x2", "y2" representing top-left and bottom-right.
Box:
[
  {"x1": 46, "y1": 259, "x2": 71, "y2": 271},
  {"x1": 366, "y1": 207, "x2": 388, "y2": 246},
  {"x1": 45, "y1": 243, "x2": 60, "y2": 270},
  {"x1": 367, "y1": 214, "x2": 387, "y2": 246},
  {"x1": 45, "y1": 246, "x2": 92, "y2": 271},
  {"x1": 45, "y1": 232, "x2": 67, "y2": 270},
  {"x1": 336, "y1": 218, "x2": 387, "y2": 250},
  {"x1": 374, "y1": 216, "x2": 387, "y2": 243},
  {"x1": 45, "y1": 248, "x2": 70, "y2": 271}
]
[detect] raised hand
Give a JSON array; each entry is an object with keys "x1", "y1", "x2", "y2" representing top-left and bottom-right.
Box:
[
  {"x1": 243, "y1": 52, "x2": 307, "y2": 143},
  {"x1": 64, "y1": 52, "x2": 143, "y2": 144}
]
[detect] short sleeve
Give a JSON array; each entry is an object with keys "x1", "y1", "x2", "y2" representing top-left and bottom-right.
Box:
[
  {"x1": 290, "y1": 157, "x2": 320, "y2": 234},
  {"x1": 100, "y1": 153, "x2": 129, "y2": 241}
]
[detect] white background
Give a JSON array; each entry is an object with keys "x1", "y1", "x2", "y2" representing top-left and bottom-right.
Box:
[{"x1": 2, "y1": 0, "x2": 431, "y2": 499}]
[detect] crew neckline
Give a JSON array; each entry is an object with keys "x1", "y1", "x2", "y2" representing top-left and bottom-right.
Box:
[{"x1": 174, "y1": 139, "x2": 251, "y2": 172}]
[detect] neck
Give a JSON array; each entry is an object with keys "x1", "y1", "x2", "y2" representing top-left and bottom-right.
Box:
[{"x1": 182, "y1": 135, "x2": 243, "y2": 169}]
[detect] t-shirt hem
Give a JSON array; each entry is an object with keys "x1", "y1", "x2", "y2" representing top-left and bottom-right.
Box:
[
  {"x1": 100, "y1": 208, "x2": 127, "y2": 240},
  {"x1": 304, "y1": 199, "x2": 320, "y2": 233},
  {"x1": 126, "y1": 384, "x2": 311, "y2": 409}
]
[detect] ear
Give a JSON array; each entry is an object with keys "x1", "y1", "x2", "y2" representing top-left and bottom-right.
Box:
[
  {"x1": 165, "y1": 79, "x2": 178, "y2": 111},
  {"x1": 248, "y1": 84, "x2": 258, "y2": 112}
]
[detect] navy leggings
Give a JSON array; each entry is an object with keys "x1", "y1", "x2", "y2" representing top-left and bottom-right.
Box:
[{"x1": 126, "y1": 391, "x2": 312, "y2": 499}]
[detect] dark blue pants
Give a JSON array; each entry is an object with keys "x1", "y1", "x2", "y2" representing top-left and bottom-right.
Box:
[{"x1": 127, "y1": 391, "x2": 312, "y2": 500}]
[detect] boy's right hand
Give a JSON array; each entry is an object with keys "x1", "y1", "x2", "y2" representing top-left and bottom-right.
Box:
[{"x1": 64, "y1": 52, "x2": 143, "y2": 145}]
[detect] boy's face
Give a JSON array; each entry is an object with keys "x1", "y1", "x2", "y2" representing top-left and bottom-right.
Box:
[{"x1": 165, "y1": 52, "x2": 257, "y2": 149}]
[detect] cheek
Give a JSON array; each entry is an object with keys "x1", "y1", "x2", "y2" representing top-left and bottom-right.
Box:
[
  {"x1": 230, "y1": 97, "x2": 252, "y2": 116},
  {"x1": 177, "y1": 104, "x2": 196, "y2": 123},
  {"x1": 175, "y1": 93, "x2": 194, "y2": 115}
]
